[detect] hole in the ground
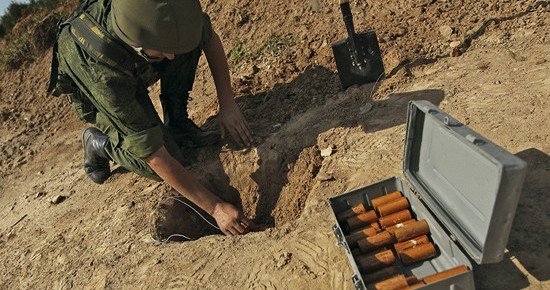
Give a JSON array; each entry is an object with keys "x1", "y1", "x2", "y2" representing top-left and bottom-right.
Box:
[
  {"x1": 151, "y1": 196, "x2": 221, "y2": 242},
  {"x1": 150, "y1": 67, "x2": 339, "y2": 240},
  {"x1": 151, "y1": 145, "x2": 323, "y2": 241}
]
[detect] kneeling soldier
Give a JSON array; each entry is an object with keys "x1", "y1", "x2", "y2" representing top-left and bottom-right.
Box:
[{"x1": 49, "y1": 0, "x2": 254, "y2": 236}]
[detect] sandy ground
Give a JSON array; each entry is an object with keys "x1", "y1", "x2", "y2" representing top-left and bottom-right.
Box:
[{"x1": 0, "y1": 0, "x2": 549, "y2": 289}]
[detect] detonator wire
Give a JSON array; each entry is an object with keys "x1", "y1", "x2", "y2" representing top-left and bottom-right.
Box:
[
  {"x1": 367, "y1": 72, "x2": 385, "y2": 101},
  {"x1": 149, "y1": 196, "x2": 220, "y2": 243}
]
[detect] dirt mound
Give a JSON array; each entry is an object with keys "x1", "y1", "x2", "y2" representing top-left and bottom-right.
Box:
[{"x1": 0, "y1": 0, "x2": 549, "y2": 289}]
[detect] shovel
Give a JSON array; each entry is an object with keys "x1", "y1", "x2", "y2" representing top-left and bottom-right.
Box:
[{"x1": 332, "y1": 0, "x2": 385, "y2": 89}]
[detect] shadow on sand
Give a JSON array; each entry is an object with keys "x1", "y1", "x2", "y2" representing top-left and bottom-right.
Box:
[{"x1": 474, "y1": 148, "x2": 549, "y2": 289}]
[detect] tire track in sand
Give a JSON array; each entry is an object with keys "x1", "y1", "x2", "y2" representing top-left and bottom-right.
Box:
[{"x1": 292, "y1": 236, "x2": 329, "y2": 274}]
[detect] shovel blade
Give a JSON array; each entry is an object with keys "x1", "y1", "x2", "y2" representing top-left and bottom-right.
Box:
[{"x1": 332, "y1": 31, "x2": 385, "y2": 89}]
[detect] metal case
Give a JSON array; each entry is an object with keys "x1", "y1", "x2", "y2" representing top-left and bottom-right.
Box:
[{"x1": 329, "y1": 101, "x2": 527, "y2": 289}]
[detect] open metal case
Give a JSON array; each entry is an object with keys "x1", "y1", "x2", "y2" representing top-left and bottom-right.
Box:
[{"x1": 329, "y1": 101, "x2": 527, "y2": 289}]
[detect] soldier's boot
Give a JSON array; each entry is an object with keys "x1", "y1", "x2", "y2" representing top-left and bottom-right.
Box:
[
  {"x1": 82, "y1": 127, "x2": 111, "y2": 184},
  {"x1": 161, "y1": 93, "x2": 221, "y2": 148}
]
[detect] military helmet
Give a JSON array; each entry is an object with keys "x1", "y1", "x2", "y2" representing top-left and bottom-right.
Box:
[{"x1": 111, "y1": 0, "x2": 204, "y2": 54}]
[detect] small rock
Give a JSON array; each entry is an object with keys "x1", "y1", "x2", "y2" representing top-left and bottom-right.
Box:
[
  {"x1": 317, "y1": 171, "x2": 335, "y2": 181},
  {"x1": 449, "y1": 41, "x2": 461, "y2": 49},
  {"x1": 1, "y1": 110, "x2": 11, "y2": 121},
  {"x1": 275, "y1": 251, "x2": 292, "y2": 268},
  {"x1": 535, "y1": 59, "x2": 547, "y2": 65},
  {"x1": 273, "y1": 123, "x2": 282, "y2": 128},
  {"x1": 37, "y1": 170, "x2": 44, "y2": 175},
  {"x1": 236, "y1": 13, "x2": 249, "y2": 26},
  {"x1": 304, "y1": 48, "x2": 314, "y2": 59},
  {"x1": 439, "y1": 25, "x2": 454, "y2": 38},
  {"x1": 476, "y1": 62, "x2": 490, "y2": 70},
  {"x1": 50, "y1": 195, "x2": 67, "y2": 204},
  {"x1": 451, "y1": 47, "x2": 463, "y2": 57},
  {"x1": 320, "y1": 146, "x2": 334, "y2": 157},
  {"x1": 307, "y1": 0, "x2": 321, "y2": 11},
  {"x1": 6, "y1": 231, "x2": 16, "y2": 240},
  {"x1": 359, "y1": 103, "x2": 373, "y2": 115},
  {"x1": 242, "y1": 65, "x2": 259, "y2": 79},
  {"x1": 301, "y1": 264, "x2": 316, "y2": 278},
  {"x1": 35, "y1": 191, "x2": 46, "y2": 199}
]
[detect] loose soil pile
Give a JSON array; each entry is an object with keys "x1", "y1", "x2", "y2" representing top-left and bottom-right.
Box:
[{"x1": 0, "y1": 0, "x2": 549, "y2": 289}]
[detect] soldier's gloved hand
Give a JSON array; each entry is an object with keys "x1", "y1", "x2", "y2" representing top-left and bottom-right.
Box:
[
  {"x1": 218, "y1": 102, "x2": 253, "y2": 147},
  {"x1": 212, "y1": 201, "x2": 251, "y2": 236}
]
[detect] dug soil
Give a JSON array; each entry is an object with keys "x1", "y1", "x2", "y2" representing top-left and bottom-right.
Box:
[{"x1": 1, "y1": 0, "x2": 549, "y2": 289}]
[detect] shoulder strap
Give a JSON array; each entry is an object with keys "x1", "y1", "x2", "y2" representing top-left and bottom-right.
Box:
[
  {"x1": 68, "y1": 12, "x2": 134, "y2": 76},
  {"x1": 47, "y1": 0, "x2": 100, "y2": 96},
  {"x1": 48, "y1": 0, "x2": 136, "y2": 95}
]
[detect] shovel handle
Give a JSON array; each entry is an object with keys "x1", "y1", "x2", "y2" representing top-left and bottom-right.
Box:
[
  {"x1": 337, "y1": 0, "x2": 368, "y2": 68},
  {"x1": 339, "y1": 0, "x2": 359, "y2": 57},
  {"x1": 339, "y1": 1, "x2": 355, "y2": 37}
]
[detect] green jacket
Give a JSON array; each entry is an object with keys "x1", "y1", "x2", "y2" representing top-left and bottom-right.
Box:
[{"x1": 56, "y1": 0, "x2": 213, "y2": 159}]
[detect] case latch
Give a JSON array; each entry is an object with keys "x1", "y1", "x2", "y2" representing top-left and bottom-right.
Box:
[
  {"x1": 444, "y1": 116, "x2": 462, "y2": 127},
  {"x1": 352, "y1": 274, "x2": 365, "y2": 290},
  {"x1": 333, "y1": 224, "x2": 345, "y2": 248}
]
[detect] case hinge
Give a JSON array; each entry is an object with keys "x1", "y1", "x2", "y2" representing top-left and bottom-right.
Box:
[
  {"x1": 332, "y1": 224, "x2": 345, "y2": 248},
  {"x1": 410, "y1": 187, "x2": 422, "y2": 200},
  {"x1": 450, "y1": 234, "x2": 457, "y2": 242}
]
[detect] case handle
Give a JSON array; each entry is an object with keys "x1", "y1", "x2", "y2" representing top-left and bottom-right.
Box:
[
  {"x1": 332, "y1": 224, "x2": 345, "y2": 247},
  {"x1": 466, "y1": 134, "x2": 486, "y2": 145}
]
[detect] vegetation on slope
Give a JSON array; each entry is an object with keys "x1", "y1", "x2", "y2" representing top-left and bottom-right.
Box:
[{"x1": 0, "y1": 0, "x2": 66, "y2": 69}]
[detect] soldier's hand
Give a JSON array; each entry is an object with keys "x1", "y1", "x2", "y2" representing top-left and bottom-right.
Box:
[
  {"x1": 218, "y1": 102, "x2": 253, "y2": 147},
  {"x1": 212, "y1": 202, "x2": 251, "y2": 236}
]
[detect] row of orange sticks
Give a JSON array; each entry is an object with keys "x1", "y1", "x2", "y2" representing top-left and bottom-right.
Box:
[
  {"x1": 337, "y1": 191, "x2": 435, "y2": 267},
  {"x1": 366, "y1": 265, "x2": 469, "y2": 290},
  {"x1": 337, "y1": 191, "x2": 469, "y2": 289}
]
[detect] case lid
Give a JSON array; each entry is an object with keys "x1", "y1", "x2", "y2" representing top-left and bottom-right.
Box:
[{"x1": 403, "y1": 101, "x2": 527, "y2": 264}]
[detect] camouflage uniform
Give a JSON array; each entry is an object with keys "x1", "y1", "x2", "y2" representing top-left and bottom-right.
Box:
[{"x1": 55, "y1": 0, "x2": 213, "y2": 180}]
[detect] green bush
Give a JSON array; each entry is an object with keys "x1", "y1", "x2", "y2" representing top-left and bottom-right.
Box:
[
  {"x1": 0, "y1": 2, "x2": 29, "y2": 37},
  {"x1": 28, "y1": 0, "x2": 63, "y2": 11},
  {"x1": 0, "y1": 0, "x2": 64, "y2": 37},
  {"x1": 263, "y1": 33, "x2": 297, "y2": 57},
  {"x1": 228, "y1": 40, "x2": 250, "y2": 63},
  {"x1": 0, "y1": 33, "x2": 31, "y2": 68},
  {"x1": 0, "y1": 8, "x2": 63, "y2": 69}
]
